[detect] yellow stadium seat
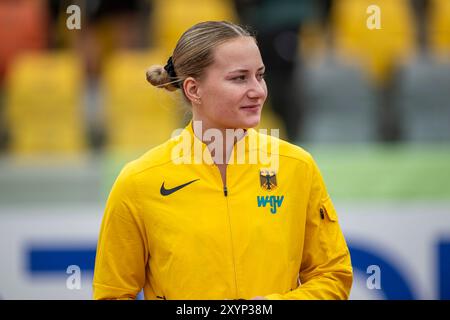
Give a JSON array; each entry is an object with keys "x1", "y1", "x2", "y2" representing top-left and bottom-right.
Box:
[
  {"x1": 150, "y1": 0, "x2": 238, "y2": 52},
  {"x1": 428, "y1": 0, "x2": 450, "y2": 60},
  {"x1": 299, "y1": 22, "x2": 329, "y2": 62},
  {"x1": 5, "y1": 51, "x2": 87, "y2": 156},
  {"x1": 331, "y1": 0, "x2": 416, "y2": 85},
  {"x1": 102, "y1": 50, "x2": 183, "y2": 155}
]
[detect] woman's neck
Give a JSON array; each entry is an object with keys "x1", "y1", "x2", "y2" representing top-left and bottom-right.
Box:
[{"x1": 191, "y1": 119, "x2": 247, "y2": 165}]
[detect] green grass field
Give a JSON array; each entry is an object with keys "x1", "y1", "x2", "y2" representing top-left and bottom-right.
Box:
[{"x1": 308, "y1": 143, "x2": 450, "y2": 200}]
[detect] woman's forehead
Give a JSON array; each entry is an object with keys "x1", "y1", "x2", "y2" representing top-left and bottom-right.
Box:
[{"x1": 211, "y1": 37, "x2": 263, "y2": 71}]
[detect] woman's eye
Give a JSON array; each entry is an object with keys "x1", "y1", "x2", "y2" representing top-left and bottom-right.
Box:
[
  {"x1": 233, "y1": 75, "x2": 246, "y2": 81},
  {"x1": 232, "y1": 73, "x2": 265, "y2": 82}
]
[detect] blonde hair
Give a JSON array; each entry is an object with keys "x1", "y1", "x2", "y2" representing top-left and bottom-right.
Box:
[{"x1": 146, "y1": 21, "x2": 254, "y2": 92}]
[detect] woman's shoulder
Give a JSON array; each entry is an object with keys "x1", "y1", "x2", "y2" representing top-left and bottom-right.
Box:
[
  {"x1": 252, "y1": 129, "x2": 314, "y2": 166},
  {"x1": 119, "y1": 135, "x2": 183, "y2": 177}
]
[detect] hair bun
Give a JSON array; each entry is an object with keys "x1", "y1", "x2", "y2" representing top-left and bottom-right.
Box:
[{"x1": 146, "y1": 65, "x2": 178, "y2": 91}]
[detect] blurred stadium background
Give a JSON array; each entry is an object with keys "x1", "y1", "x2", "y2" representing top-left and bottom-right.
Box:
[{"x1": 0, "y1": 0, "x2": 449, "y2": 299}]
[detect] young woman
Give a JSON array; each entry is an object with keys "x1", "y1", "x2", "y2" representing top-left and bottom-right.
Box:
[{"x1": 93, "y1": 21, "x2": 352, "y2": 300}]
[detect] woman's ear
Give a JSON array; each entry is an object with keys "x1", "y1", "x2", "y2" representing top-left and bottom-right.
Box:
[{"x1": 183, "y1": 77, "x2": 202, "y2": 105}]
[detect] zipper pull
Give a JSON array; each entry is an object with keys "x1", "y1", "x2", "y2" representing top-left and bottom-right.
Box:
[{"x1": 223, "y1": 186, "x2": 228, "y2": 197}]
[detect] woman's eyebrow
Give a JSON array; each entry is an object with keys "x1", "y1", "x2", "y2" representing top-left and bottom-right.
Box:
[{"x1": 228, "y1": 66, "x2": 266, "y2": 74}]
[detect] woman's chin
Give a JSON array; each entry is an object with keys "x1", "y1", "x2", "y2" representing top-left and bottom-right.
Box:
[
  {"x1": 216, "y1": 115, "x2": 261, "y2": 130},
  {"x1": 240, "y1": 115, "x2": 261, "y2": 129}
]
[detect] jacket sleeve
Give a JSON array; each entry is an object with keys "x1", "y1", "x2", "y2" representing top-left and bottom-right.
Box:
[
  {"x1": 266, "y1": 157, "x2": 353, "y2": 300},
  {"x1": 93, "y1": 165, "x2": 148, "y2": 300}
]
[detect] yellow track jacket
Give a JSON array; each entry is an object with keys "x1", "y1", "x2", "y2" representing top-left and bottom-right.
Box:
[{"x1": 93, "y1": 122, "x2": 353, "y2": 300}]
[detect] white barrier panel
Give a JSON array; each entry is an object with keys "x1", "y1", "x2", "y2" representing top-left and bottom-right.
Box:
[
  {"x1": 0, "y1": 202, "x2": 449, "y2": 299},
  {"x1": 338, "y1": 201, "x2": 450, "y2": 300}
]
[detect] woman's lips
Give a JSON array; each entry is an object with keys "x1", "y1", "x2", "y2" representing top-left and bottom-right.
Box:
[{"x1": 241, "y1": 104, "x2": 260, "y2": 111}]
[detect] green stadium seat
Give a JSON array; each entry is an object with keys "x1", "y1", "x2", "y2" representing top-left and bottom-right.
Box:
[
  {"x1": 395, "y1": 55, "x2": 450, "y2": 142},
  {"x1": 301, "y1": 55, "x2": 378, "y2": 143}
]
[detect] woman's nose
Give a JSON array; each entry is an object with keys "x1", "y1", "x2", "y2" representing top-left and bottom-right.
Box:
[{"x1": 248, "y1": 78, "x2": 267, "y2": 99}]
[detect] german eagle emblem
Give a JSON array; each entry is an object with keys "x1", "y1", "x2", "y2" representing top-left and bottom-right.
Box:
[{"x1": 260, "y1": 169, "x2": 277, "y2": 191}]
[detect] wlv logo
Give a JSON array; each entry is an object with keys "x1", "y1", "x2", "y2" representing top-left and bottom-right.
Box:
[{"x1": 257, "y1": 195, "x2": 284, "y2": 214}]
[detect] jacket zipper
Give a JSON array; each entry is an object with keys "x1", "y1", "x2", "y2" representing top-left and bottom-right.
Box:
[
  {"x1": 224, "y1": 185, "x2": 239, "y2": 298},
  {"x1": 222, "y1": 168, "x2": 239, "y2": 299},
  {"x1": 214, "y1": 164, "x2": 238, "y2": 298}
]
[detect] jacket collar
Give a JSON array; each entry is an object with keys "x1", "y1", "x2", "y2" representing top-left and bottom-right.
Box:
[{"x1": 182, "y1": 120, "x2": 258, "y2": 165}]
